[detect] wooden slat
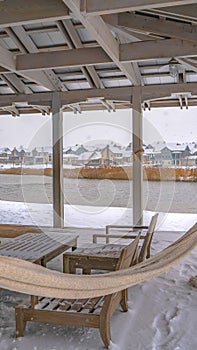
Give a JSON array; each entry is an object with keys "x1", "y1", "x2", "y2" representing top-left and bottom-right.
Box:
[{"x1": 0, "y1": 232, "x2": 78, "y2": 263}]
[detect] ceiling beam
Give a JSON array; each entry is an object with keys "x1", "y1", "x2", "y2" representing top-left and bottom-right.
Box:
[
  {"x1": 0, "y1": 44, "x2": 15, "y2": 71},
  {"x1": 83, "y1": 0, "x2": 197, "y2": 15},
  {"x1": 0, "y1": 83, "x2": 196, "y2": 107},
  {"x1": 148, "y1": 4, "x2": 197, "y2": 22},
  {"x1": 118, "y1": 12, "x2": 197, "y2": 42},
  {"x1": 107, "y1": 22, "x2": 160, "y2": 42},
  {"x1": 0, "y1": 72, "x2": 32, "y2": 93},
  {"x1": 120, "y1": 38, "x2": 197, "y2": 62},
  {"x1": 0, "y1": 44, "x2": 58, "y2": 90},
  {"x1": 0, "y1": 0, "x2": 70, "y2": 27},
  {"x1": 176, "y1": 57, "x2": 197, "y2": 73},
  {"x1": 62, "y1": 0, "x2": 141, "y2": 85},
  {"x1": 12, "y1": 26, "x2": 67, "y2": 91},
  {"x1": 59, "y1": 19, "x2": 104, "y2": 88},
  {"x1": 16, "y1": 47, "x2": 111, "y2": 70},
  {"x1": 16, "y1": 39, "x2": 197, "y2": 71}
]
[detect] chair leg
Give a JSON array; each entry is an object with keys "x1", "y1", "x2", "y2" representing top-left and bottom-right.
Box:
[
  {"x1": 99, "y1": 315, "x2": 111, "y2": 349},
  {"x1": 15, "y1": 307, "x2": 26, "y2": 337},
  {"x1": 120, "y1": 289, "x2": 128, "y2": 312}
]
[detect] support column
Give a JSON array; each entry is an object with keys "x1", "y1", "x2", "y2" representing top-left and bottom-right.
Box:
[
  {"x1": 132, "y1": 89, "x2": 143, "y2": 225},
  {"x1": 52, "y1": 92, "x2": 64, "y2": 228}
]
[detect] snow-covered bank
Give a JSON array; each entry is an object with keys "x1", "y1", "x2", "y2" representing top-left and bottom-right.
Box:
[
  {"x1": 0, "y1": 201, "x2": 197, "y2": 350},
  {"x1": 0, "y1": 200, "x2": 196, "y2": 231}
]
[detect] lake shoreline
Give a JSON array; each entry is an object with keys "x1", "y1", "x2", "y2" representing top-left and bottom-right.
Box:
[{"x1": 0, "y1": 165, "x2": 196, "y2": 181}]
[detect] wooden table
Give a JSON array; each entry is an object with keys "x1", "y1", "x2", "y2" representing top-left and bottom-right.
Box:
[
  {"x1": 0, "y1": 231, "x2": 78, "y2": 266},
  {"x1": 63, "y1": 243, "x2": 127, "y2": 274}
]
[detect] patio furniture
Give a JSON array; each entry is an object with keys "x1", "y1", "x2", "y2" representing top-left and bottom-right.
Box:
[
  {"x1": 0, "y1": 225, "x2": 196, "y2": 349},
  {"x1": 63, "y1": 214, "x2": 158, "y2": 274},
  {"x1": 0, "y1": 231, "x2": 78, "y2": 266},
  {"x1": 93, "y1": 213, "x2": 159, "y2": 261},
  {"x1": 15, "y1": 234, "x2": 140, "y2": 348}
]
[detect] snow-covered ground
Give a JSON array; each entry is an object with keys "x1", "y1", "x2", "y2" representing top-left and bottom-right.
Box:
[{"x1": 0, "y1": 200, "x2": 197, "y2": 350}]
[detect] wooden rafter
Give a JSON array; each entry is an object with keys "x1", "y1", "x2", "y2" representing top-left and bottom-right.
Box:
[
  {"x1": 15, "y1": 39, "x2": 197, "y2": 71},
  {"x1": 10, "y1": 26, "x2": 67, "y2": 92},
  {"x1": 147, "y1": 4, "x2": 197, "y2": 22},
  {"x1": 0, "y1": 0, "x2": 70, "y2": 27},
  {"x1": 82, "y1": 1, "x2": 197, "y2": 15},
  {"x1": 62, "y1": 0, "x2": 141, "y2": 86},
  {"x1": 117, "y1": 12, "x2": 197, "y2": 42},
  {"x1": 58, "y1": 19, "x2": 104, "y2": 89},
  {"x1": 0, "y1": 83, "x2": 196, "y2": 107}
]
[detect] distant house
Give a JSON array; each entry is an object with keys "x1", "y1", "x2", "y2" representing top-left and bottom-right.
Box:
[
  {"x1": 23, "y1": 147, "x2": 51, "y2": 166},
  {"x1": 70, "y1": 150, "x2": 103, "y2": 167},
  {"x1": 0, "y1": 147, "x2": 11, "y2": 164},
  {"x1": 101, "y1": 145, "x2": 123, "y2": 165},
  {"x1": 77, "y1": 151, "x2": 94, "y2": 165},
  {"x1": 9, "y1": 147, "x2": 26, "y2": 165},
  {"x1": 64, "y1": 144, "x2": 87, "y2": 156},
  {"x1": 181, "y1": 156, "x2": 197, "y2": 167},
  {"x1": 122, "y1": 150, "x2": 132, "y2": 164},
  {"x1": 63, "y1": 153, "x2": 79, "y2": 166},
  {"x1": 159, "y1": 143, "x2": 190, "y2": 166},
  {"x1": 143, "y1": 148, "x2": 161, "y2": 165},
  {"x1": 85, "y1": 151, "x2": 103, "y2": 167}
]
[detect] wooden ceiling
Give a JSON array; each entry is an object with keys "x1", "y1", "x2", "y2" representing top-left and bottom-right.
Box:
[{"x1": 0, "y1": 0, "x2": 196, "y2": 115}]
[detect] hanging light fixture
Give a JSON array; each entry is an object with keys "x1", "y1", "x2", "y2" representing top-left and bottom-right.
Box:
[{"x1": 169, "y1": 58, "x2": 181, "y2": 77}]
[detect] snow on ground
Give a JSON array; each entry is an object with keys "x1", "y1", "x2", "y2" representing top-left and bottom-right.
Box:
[
  {"x1": 0, "y1": 200, "x2": 196, "y2": 231},
  {"x1": 0, "y1": 200, "x2": 197, "y2": 350}
]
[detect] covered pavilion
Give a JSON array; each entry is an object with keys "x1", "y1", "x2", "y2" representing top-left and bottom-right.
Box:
[{"x1": 0, "y1": 0, "x2": 196, "y2": 227}]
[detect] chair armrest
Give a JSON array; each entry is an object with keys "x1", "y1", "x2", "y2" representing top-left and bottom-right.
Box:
[
  {"x1": 93, "y1": 233, "x2": 146, "y2": 244},
  {"x1": 105, "y1": 225, "x2": 148, "y2": 234}
]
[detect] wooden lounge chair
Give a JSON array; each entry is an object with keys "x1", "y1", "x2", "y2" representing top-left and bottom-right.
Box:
[
  {"x1": 15, "y1": 234, "x2": 140, "y2": 348},
  {"x1": 62, "y1": 214, "x2": 158, "y2": 274},
  {"x1": 92, "y1": 213, "x2": 158, "y2": 263}
]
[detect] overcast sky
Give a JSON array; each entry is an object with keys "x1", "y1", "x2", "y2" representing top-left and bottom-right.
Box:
[{"x1": 0, "y1": 106, "x2": 196, "y2": 149}]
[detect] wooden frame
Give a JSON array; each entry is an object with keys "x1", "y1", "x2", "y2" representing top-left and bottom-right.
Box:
[
  {"x1": 62, "y1": 214, "x2": 158, "y2": 275},
  {"x1": 15, "y1": 235, "x2": 140, "y2": 348}
]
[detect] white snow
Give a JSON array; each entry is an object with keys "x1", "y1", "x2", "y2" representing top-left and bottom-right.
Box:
[{"x1": 0, "y1": 200, "x2": 197, "y2": 350}]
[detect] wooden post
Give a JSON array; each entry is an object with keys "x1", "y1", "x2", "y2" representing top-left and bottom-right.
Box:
[
  {"x1": 132, "y1": 88, "x2": 143, "y2": 225},
  {"x1": 52, "y1": 92, "x2": 64, "y2": 228}
]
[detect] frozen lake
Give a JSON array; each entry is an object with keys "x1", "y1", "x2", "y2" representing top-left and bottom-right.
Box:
[{"x1": 0, "y1": 174, "x2": 196, "y2": 213}]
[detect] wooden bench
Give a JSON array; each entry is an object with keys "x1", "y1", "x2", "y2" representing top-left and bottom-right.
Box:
[{"x1": 15, "y1": 234, "x2": 140, "y2": 348}]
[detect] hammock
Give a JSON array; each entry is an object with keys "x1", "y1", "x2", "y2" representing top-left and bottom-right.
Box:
[{"x1": 0, "y1": 223, "x2": 197, "y2": 299}]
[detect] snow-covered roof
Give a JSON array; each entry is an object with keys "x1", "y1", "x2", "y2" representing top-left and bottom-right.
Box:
[
  {"x1": 159, "y1": 143, "x2": 188, "y2": 152},
  {"x1": 109, "y1": 146, "x2": 122, "y2": 154},
  {"x1": 78, "y1": 151, "x2": 93, "y2": 161},
  {"x1": 122, "y1": 150, "x2": 132, "y2": 157},
  {"x1": 63, "y1": 154, "x2": 78, "y2": 159},
  {"x1": 91, "y1": 151, "x2": 102, "y2": 160}
]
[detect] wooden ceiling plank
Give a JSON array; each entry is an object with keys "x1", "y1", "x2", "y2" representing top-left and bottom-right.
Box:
[
  {"x1": 59, "y1": 19, "x2": 102, "y2": 88},
  {"x1": 0, "y1": 72, "x2": 32, "y2": 94},
  {"x1": 16, "y1": 39, "x2": 197, "y2": 71},
  {"x1": 0, "y1": 44, "x2": 16, "y2": 71},
  {"x1": 149, "y1": 4, "x2": 197, "y2": 22},
  {"x1": 0, "y1": 83, "x2": 196, "y2": 107},
  {"x1": 0, "y1": 0, "x2": 70, "y2": 27},
  {"x1": 83, "y1": 1, "x2": 197, "y2": 15},
  {"x1": 176, "y1": 57, "x2": 197, "y2": 73},
  {"x1": 118, "y1": 12, "x2": 197, "y2": 42},
  {"x1": 120, "y1": 38, "x2": 197, "y2": 62},
  {"x1": 16, "y1": 47, "x2": 111, "y2": 71},
  {"x1": 11, "y1": 25, "x2": 67, "y2": 91},
  {"x1": 63, "y1": 0, "x2": 141, "y2": 85}
]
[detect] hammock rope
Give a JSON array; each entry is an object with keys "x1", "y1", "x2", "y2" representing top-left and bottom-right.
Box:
[{"x1": 0, "y1": 223, "x2": 197, "y2": 299}]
